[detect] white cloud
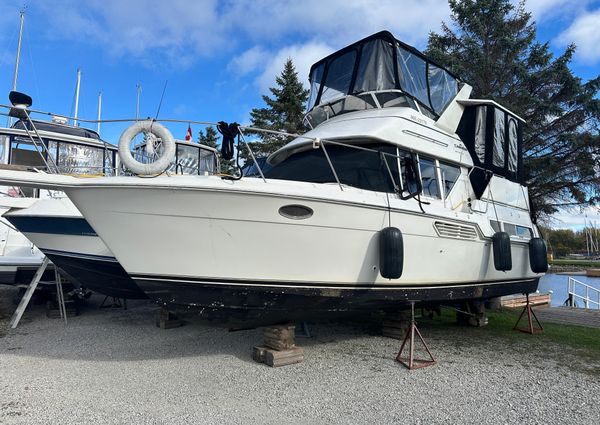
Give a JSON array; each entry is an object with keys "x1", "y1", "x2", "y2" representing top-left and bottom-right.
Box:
[
  {"x1": 255, "y1": 42, "x2": 335, "y2": 92},
  {"x1": 524, "y1": 0, "x2": 591, "y2": 21},
  {"x1": 33, "y1": 0, "x2": 451, "y2": 69},
  {"x1": 228, "y1": 46, "x2": 269, "y2": 76},
  {"x1": 547, "y1": 206, "x2": 600, "y2": 230},
  {"x1": 556, "y1": 8, "x2": 600, "y2": 63}
]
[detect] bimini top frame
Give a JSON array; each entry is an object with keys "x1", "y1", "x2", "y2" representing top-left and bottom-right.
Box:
[{"x1": 306, "y1": 31, "x2": 461, "y2": 119}]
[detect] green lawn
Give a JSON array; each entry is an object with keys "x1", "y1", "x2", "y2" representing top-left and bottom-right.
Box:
[
  {"x1": 550, "y1": 259, "x2": 600, "y2": 267},
  {"x1": 428, "y1": 307, "x2": 600, "y2": 354}
]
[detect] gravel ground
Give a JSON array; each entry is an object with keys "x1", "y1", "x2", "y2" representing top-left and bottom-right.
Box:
[{"x1": 1, "y1": 285, "x2": 599, "y2": 425}]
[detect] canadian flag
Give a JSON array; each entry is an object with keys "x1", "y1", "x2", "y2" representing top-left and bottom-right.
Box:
[{"x1": 185, "y1": 124, "x2": 192, "y2": 141}]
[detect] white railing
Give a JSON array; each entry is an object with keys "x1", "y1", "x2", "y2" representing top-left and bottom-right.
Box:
[{"x1": 567, "y1": 277, "x2": 600, "y2": 309}]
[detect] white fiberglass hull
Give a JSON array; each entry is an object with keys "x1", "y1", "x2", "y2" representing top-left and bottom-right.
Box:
[
  {"x1": 2, "y1": 198, "x2": 147, "y2": 299},
  {"x1": 0, "y1": 172, "x2": 541, "y2": 322}
]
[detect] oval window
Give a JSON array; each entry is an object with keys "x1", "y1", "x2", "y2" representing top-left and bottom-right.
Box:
[{"x1": 279, "y1": 205, "x2": 313, "y2": 220}]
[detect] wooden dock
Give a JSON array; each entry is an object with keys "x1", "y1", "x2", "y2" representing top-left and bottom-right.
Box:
[
  {"x1": 534, "y1": 306, "x2": 600, "y2": 329},
  {"x1": 501, "y1": 292, "x2": 551, "y2": 308}
]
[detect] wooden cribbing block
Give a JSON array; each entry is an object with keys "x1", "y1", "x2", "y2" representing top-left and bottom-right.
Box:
[
  {"x1": 253, "y1": 346, "x2": 268, "y2": 363},
  {"x1": 382, "y1": 318, "x2": 409, "y2": 340},
  {"x1": 263, "y1": 324, "x2": 295, "y2": 350},
  {"x1": 265, "y1": 346, "x2": 304, "y2": 367},
  {"x1": 156, "y1": 308, "x2": 183, "y2": 329}
]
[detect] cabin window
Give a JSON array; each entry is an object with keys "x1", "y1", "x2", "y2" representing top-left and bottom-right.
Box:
[
  {"x1": 490, "y1": 220, "x2": 501, "y2": 232},
  {"x1": 265, "y1": 143, "x2": 399, "y2": 193},
  {"x1": 173, "y1": 144, "x2": 201, "y2": 175},
  {"x1": 354, "y1": 39, "x2": 395, "y2": 93},
  {"x1": 47, "y1": 141, "x2": 106, "y2": 174},
  {"x1": 439, "y1": 161, "x2": 460, "y2": 197},
  {"x1": 516, "y1": 225, "x2": 532, "y2": 238},
  {"x1": 399, "y1": 150, "x2": 418, "y2": 194},
  {"x1": 374, "y1": 92, "x2": 416, "y2": 110},
  {"x1": 418, "y1": 157, "x2": 440, "y2": 198},
  {"x1": 320, "y1": 50, "x2": 357, "y2": 104},
  {"x1": 0, "y1": 135, "x2": 8, "y2": 164},
  {"x1": 9, "y1": 136, "x2": 47, "y2": 168}
]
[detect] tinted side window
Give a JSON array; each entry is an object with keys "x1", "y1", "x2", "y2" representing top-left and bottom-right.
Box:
[
  {"x1": 419, "y1": 157, "x2": 440, "y2": 198},
  {"x1": 439, "y1": 162, "x2": 460, "y2": 197},
  {"x1": 265, "y1": 143, "x2": 399, "y2": 193}
]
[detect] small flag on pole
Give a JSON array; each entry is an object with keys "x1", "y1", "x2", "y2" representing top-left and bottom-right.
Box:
[{"x1": 185, "y1": 124, "x2": 192, "y2": 141}]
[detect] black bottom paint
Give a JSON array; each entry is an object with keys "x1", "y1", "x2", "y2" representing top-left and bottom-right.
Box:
[
  {"x1": 44, "y1": 253, "x2": 148, "y2": 300},
  {"x1": 134, "y1": 276, "x2": 539, "y2": 326}
]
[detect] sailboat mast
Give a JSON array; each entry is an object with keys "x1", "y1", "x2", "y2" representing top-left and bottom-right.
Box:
[
  {"x1": 96, "y1": 91, "x2": 102, "y2": 134},
  {"x1": 11, "y1": 10, "x2": 25, "y2": 92},
  {"x1": 136, "y1": 83, "x2": 141, "y2": 120},
  {"x1": 73, "y1": 68, "x2": 81, "y2": 127}
]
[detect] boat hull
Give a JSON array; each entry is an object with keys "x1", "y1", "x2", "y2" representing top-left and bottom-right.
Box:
[
  {"x1": 133, "y1": 274, "x2": 539, "y2": 324},
  {"x1": 55, "y1": 177, "x2": 543, "y2": 321},
  {"x1": 4, "y1": 211, "x2": 147, "y2": 299}
]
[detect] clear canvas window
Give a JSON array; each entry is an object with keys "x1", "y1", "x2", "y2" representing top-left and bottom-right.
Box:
[
  {"x1": 493, "y1": 109, "x2": 505, "y2": 168},
  {"x1": 307, "y1": 63, "x2": 325, "y2": 110},
  {"x1": 508, "y1": 117, "x2": 518, "y2": 173},
  {"x1": 320, "y1": 50, "x2": 357, "y2": 104},
  {"x1": 396, "y1": 46, "x2": 429, "y2": 106},
  {"x1": 427, "y1": 65, "x2": 458, "y2": 114}
]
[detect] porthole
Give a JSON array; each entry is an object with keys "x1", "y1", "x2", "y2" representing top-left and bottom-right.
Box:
[{"x1": 279, "y1": 205, "x2": 313, "y2": 220}]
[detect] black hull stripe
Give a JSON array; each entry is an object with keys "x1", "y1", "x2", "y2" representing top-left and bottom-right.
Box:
[
  {"x1": 130, "y1": 274, "x2": 539, "y2": 290},
  {"x1": 6, "y1": 215, "x2": 97, "y2": 236},
  {"x1": 39, "y1": 248, "x2": 118, "y2": 262}
]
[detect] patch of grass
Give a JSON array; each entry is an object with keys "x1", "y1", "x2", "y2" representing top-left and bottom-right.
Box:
[
  {"x1": 550, "y1": 259, "x2": 600, "y2": 267},
  {"x1": 427, "y1": 308, "x2": 600, "y2": 355}
]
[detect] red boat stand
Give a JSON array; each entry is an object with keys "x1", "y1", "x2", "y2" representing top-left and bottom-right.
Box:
[
  {"x1": 396, "y1": 302, "x2": 436, "y2": 370},
  {"x1": 513, "y1": 293, "x2": 543, "y2": 334}
]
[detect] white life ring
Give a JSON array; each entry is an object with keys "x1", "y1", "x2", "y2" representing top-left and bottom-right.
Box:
[{"x1": 118, "y1": 120, "x2": 175, "y2": 175}]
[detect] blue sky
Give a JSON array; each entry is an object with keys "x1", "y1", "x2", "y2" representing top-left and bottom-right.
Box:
[{"x1": 0, "y1": 0, "x2": 598, "y2": 227}]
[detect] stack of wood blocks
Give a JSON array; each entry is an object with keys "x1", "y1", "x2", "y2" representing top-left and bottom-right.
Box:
[
  {"x1": 156, "y1": 307, "x2": 183, "y2": 329},
  {"x1": 253, "y1": 324, "x2": 304, "y2": 367},
  {"x1": 46, "y1": 300, "x2": 78, "y2": 318},
  {"x1": 382, "y1": 312, "x2": 409, "y2": 340}
]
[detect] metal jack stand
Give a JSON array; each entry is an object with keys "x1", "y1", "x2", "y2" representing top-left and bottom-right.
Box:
[
  {"x1": 100, "y1": 296, "x2": 127, "y2": 310},
  {"x1": 54, "y1": 268, "x2": 68, "y2": 324},
  {"x1": 9, "y1": 257, "x2": 50, "y2": 329},
  {"x1": 396, "y1": 302, "x2": 436, "y2": 370},
  {"x1": 513, "y1": 293, "x2": 543, "y2": 334}
]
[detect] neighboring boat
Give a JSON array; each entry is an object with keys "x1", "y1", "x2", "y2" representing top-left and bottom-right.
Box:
[
  {"x1": 2, "y1": 138, "x2": 220, "y2": 299},
  {"x1": 0, "y1": 113, "x2": 117, "y2": 285},
  {"x1": 0, "y1": 31, "x2": 548, "y2": 325}
]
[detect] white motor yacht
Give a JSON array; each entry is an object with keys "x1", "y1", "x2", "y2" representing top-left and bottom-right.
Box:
[{"x1": 0, "y1": 31, "x2": 547, "y2": 324}]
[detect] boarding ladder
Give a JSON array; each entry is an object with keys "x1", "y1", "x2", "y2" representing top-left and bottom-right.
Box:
[{"x1": 566, "y1": 277, "x2": 600, "y2": 309}]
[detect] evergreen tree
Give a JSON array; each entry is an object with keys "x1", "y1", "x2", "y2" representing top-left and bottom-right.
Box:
[
  {"x1": 198, "y1": 126, "x2": 236, "y2": 175},
  {"x1": 426, "y1": 0, "x2": 600, "y2": 219},
  {"x1": 246, "y1": 58, "x2": 310, "y2": 160}
]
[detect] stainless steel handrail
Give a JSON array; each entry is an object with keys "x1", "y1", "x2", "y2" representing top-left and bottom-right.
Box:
[{"x1": 567, "y1": 277, "x2": 600, "y2": 309}]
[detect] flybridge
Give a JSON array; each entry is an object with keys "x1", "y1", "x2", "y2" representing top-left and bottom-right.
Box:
[{"x1": 306, "y1": 31, "x2": 460, "y2": 118}]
